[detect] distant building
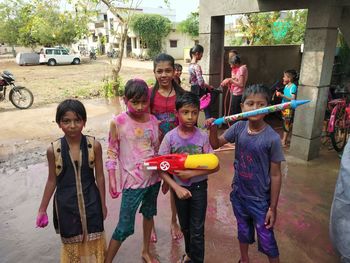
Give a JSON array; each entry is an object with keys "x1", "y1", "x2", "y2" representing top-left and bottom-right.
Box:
[{"x1": 73, "y1": 5, "x2": 198, "y2": 60}]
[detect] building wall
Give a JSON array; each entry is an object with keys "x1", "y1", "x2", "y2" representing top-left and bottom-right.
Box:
[
  {"x1": 162, "y1": 31, "x2": 197, "y2": 60},
  {"x1": 223, "y1": 45, "x2": 302, "y2": 87}
]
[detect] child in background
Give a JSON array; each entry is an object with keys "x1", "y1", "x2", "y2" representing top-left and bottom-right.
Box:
[
  {"x1": 174, "y1": 63, "x2": 183, "y2": 86},
  {"x1": 36, "y1": 99, "x2": 107, "y2": 262},
  {"x1": 221, "y1": 55, "x2": 248, "y2": 115},
  {"x1": 208, "y1": 84, "x2": 284, "y2": 263},
  {"x1": 105, "y1": 79, "x2": 161, "y2": 263},
  {"x1": 189, "y1": 44, "x2": 213, "y2": 119},
  {"x1": 276, "y1": 69, "x2": 298, "y2": 147},
  {"x1": 160, "y1": 91, "x2": 219, "y2": 263},
  {"x1": 150, "y1": 53, "x2": 185, "y2": 241}
]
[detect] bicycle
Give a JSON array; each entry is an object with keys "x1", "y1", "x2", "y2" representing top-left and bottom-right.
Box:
[{"x1": 326, "y1": 87, "x2": 350, "y2": 152}]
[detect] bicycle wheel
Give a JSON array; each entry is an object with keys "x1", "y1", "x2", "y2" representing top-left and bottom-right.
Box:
[
  {"x1": 330, "y1": 107, "x2": 349, "y2": 152},
  {"x1": 9, "y1": 87, "x2": 34, "y2": 109}
]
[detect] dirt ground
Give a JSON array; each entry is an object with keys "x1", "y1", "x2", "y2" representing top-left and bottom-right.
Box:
[{"x1": 0, "y1": 56, "x2": 188, "y2": 109}]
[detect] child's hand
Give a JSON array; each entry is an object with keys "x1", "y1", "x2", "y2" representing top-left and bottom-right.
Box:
[
  {"x1": 220, "y1": 78, "x2": 231, "y2": 86},
  {"x1": 108, "y1": 172, "x2": 121, "y2": 199},
  {"x1": 207, "y1": 85, "x2": 214, "y2": 91},
  {"x1": 264, "y1": 207, "x2": 277, "y2": 229},
  {"x1": 36, "y1": 211, "x2": 49, "y2": 228},
  {"x1": 275, "y1": 91, "x2": 282, "y2": 97},
  {"x1": 175, "y1": 186, "x2": 192, "y2": 200},
  {"x1": 205, "y1": 118, "x2": 216, "y2": 129},
  {"x1": 161, "y1": 181, "x2": 170, "y2": 194}
]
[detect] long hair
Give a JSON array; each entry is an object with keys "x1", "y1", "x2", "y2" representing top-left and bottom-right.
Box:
[{"x1": 150, "y1": 53, "x2": 184, "y2": 112}]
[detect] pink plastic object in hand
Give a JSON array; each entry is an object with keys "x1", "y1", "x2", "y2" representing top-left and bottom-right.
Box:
[
  {"x1": 200, "y1": 93, "x2": 211, "y2": 110},
  {"x1": 36, "y1": 213, "x2": 49, "y2": 228}
]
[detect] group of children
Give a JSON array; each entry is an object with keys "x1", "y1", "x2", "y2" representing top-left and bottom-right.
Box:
[{"x1": 36, "y1": 47, "x2": 299, "y2": 263}]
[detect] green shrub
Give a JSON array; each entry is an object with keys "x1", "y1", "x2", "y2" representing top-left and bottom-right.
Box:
[
  {"x1": 102, "y1": 75, "x2": 124, "y2": 98},
  {"x1": 145, "y1": 78, "x2": 155, "y2": 87}
]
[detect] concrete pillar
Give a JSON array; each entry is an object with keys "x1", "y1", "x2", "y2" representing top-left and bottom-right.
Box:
[
  {"x1": 199, "y1": 14, "x2": 225, "y2": 116},
  {"x1": 136, "y1": 37, "x2": 140, "y2": 49},
  {"x1": 290, "y1": 5, "x2": 342, "y2": 160}
]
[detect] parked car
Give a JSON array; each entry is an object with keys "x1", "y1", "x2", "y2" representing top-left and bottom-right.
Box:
[
  {"x1": 39, "y1": 47, "x2": 81, "y2": 66},
  {"x1": 16, "y1": 53, "x2": 40, "y2": 66}
]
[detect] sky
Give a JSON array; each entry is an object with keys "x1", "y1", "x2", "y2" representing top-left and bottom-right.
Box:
[{"x1": 140, "y1": 0, "x2": 199, "y2": 22}]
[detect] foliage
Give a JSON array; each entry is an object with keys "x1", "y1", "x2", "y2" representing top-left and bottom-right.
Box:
[
  {"x1": 102, "y1": 75, "x2": 124, "y2": 98},
  {"x1": 0, "y1": 0, "x2": 22, "y2": 47},
  {"x1": 235, "y1": 10, "x2": 307, "y2": 46},
  {"x1": 130, "y1": 13, "x2": 172, "y2": 59},
  {"x1": 0, "y1": 0, "x2": 90, "y2": 49},
  {"x1": 177, "y1": 12, "x2": 199, "y2": 38}
]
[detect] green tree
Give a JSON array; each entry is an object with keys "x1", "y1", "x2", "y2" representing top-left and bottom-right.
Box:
[
  {"x1": 0, "y1": 0, "x2": 23, "y2": 55},
  {"x1": 130, "y1": 13, "x2": 172, "y2": 59},
  {"x1": 177, "y1": 12, "x2": 199, "y2": 38},
  {"x1": 0, "y1": 0, "x2": 90, "y2": 52},
  {"x1": 235, "y1": 10, "x2": 307, "y2": 46}
]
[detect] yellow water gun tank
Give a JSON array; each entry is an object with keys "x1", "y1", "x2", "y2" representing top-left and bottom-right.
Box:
[{"x1": 184, "y1": 153, "x2": 219, "y2": 170}]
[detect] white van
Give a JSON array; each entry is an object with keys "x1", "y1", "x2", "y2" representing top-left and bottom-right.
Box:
[{"x1": 39, "y1": 47, "x2": 81, "y2": 66}]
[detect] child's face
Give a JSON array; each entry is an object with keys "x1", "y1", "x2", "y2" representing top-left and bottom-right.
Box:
[
  {"x1": 176, "y1": 104, "x2": 199, "y2": 129},
  {"x1": 241, "y1": 93, "x2": 268, "y2": 121},
  {"x1": 125, "y1": 95, "x2": 149, "y2": 116},
  {"x1": 58, "y1": 111, "x2": 85, "y2": 137},
  {"x1": 154, "y1": 61, "x2": 174, "y2": 88},
  {"x1": 174, "y1": 68, "x2": 182, "y2": 78},
  {"x1": 195, "y1": 52, "x2": 203, "y2": 60},
  {"x1": 283, "y1": 73, "x2": 292, "y2": 85}
]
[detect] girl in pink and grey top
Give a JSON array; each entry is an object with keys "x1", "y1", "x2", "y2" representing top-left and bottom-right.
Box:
[
  {"x1": 105, "y1": 79, "x2": 160, "y2": 263},
  {"x1": 221, "y1": 55, "x2": 248, "y2": 115}
]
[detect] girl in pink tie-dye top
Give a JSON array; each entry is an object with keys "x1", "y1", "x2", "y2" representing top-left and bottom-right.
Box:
[{"x1": 105, "y1": 79, "x2": 161, "y2": 263}]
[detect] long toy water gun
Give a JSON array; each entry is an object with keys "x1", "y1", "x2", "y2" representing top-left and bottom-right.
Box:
[
  {"x1": 213, "y1": 99, "x2": 310, "y2": 125},
  {"x1": 144, "y1": 153, "x2": 219, "y2": 174}
]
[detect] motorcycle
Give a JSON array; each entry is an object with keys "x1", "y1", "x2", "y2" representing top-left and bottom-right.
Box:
[
  {"x1": 89, "y1": 50, "x2": 97, "y2": 60},
  {"x1": 107, "y1": 49, "x2": 119, "y2": 58},
  {"x1": 0, "y1": 70, "x2": 34, "y2": 109}
]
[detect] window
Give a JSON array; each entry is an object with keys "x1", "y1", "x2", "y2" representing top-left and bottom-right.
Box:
[
  {"x1": 104, "y1": 14, "x2": 107, "y2": 21},
  {"x1": 54, "y1": 49, "x2": 61, "y2": 55},
  {"x1": 170, "y1": 40, "x2": 177, "y2": 48},
  {"x1": 46, "y1": 49, "x2": 53, "y2": 55},
  {"x1": 61, "y1": 49, "x2": 68, "y2": 55}
]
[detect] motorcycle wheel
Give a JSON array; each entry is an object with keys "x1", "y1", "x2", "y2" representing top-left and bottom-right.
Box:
[{"x1": 9, "y1": 87, "x2": 34, "y2": 109}]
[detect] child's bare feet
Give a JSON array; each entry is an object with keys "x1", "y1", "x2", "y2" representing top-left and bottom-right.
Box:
[
  {"x1": 142, "y1": 252, "x2": 159, "y2": 263},
  {"x1": 177, "y1": 254, "x2": 191, "y2": 263},
  {"x1": 150, "y1": 228, "x2": 157, "y2": 243},
  {"x1": 171, "y1": 222, "x2": 183, "y2": 240}
]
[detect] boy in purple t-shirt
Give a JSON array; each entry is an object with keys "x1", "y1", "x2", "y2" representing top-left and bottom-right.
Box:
[
  {"x1": 159, "y1": 91, "x2": 219, "y2": 263},
  {"x1": 208, "y1": 84, "x2": 284, "y2": 263}
]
